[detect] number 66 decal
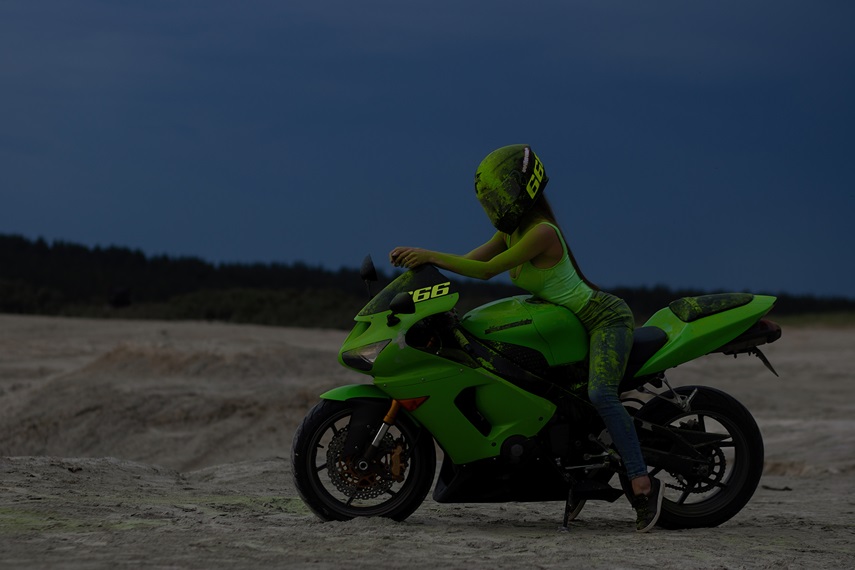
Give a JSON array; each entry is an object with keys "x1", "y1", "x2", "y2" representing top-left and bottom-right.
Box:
[{"x1": 409, "y1": 282, "x2": 451, "y2": 302}]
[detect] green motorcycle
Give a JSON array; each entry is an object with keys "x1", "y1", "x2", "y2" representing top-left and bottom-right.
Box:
[{"x1": 291, "y1": 257, "x2": 781, "y2": 529}]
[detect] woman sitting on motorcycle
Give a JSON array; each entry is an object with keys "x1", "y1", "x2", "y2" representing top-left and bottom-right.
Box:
[{"x1": 389, "y1": 144, "x2": 663, "y2": 532}]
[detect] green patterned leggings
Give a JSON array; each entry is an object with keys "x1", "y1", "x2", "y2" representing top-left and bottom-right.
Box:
[{"x1": 575, "y1": 290, "x2": 648, "y2": 479}]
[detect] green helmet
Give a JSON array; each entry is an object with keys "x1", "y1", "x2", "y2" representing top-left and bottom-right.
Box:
[{"x1": 474, "y1": 144, "x2": 549, "y2": 233}]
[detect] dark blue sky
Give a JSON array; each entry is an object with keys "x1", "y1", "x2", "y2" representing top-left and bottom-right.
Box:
[{"x1": 2, "y1": 1, "x2": 853, "y2": 297}]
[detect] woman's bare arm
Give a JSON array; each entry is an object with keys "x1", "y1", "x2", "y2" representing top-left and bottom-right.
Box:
[{"x1": 389, "y1": 225, "x2": 558, "y2": 280}]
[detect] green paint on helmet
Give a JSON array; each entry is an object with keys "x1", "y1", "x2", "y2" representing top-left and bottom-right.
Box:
[{"x1": 474, "y1": 144, "x2": 549, "y2": 233}]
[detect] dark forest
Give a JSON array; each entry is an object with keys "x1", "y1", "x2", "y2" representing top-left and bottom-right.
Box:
[{"x1": 1, "y1": 234, "x2": 851, "y2": 329}]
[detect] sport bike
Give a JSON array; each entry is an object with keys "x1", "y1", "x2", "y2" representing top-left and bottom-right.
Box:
[{"x1": 291, "y1": 257, "x2": 781, "y2": 529}]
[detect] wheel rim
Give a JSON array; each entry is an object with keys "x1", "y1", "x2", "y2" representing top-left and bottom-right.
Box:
[
  {"x1": 304, "y1": 406, "x2": 427, "y2": 518},
  {"x1": 650, "y1": 410, "x2": 751, "y2": 516}
]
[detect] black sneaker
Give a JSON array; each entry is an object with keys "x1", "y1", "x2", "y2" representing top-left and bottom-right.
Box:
[{"x1": 632, "y1": 476, "x2": 663, "y2": 533}]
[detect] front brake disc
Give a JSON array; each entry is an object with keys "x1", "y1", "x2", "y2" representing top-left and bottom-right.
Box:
[{"x1": 326, "y1": 426, "x2": 396, "y2": 500}]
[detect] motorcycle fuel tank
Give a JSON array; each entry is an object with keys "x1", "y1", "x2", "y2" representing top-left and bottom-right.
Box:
[{"x1": 460, "y1": 295, "x2": 588, "y2": 366}]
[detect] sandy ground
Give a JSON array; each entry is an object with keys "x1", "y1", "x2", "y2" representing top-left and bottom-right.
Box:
[{"x1": 0, "y1": 313, "x2": 853, "y2": 569}]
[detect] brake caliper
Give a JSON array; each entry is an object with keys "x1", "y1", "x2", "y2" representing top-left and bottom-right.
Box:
[{"x1": 390, "y1": 441, "x2": 407, "y2": 481}]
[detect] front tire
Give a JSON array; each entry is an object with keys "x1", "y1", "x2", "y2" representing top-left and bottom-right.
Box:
[
  {"x1": 633, "y1": 386, "x2": 764, "y2": 529},
  {"x1": 291, "y1": 399, "x2": 436, "y2": 522}
]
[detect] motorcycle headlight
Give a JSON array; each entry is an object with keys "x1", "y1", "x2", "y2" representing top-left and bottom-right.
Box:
[{"x1": 341, "y1": 340, "x2": 391, "y2": 371}]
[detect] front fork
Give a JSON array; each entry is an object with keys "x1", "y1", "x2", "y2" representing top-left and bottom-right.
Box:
[{"x1": 355, "y1": 400, "x2": 402, "y2": 471}]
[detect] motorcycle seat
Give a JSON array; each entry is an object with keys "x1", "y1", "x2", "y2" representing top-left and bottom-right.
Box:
[
  {"x1": 669, "y1": 293, "x2": 754, "y2": 322},
  {"x1": 624, "y1": 326, "x2": 668, "y2": 380},
  {"x1": 619, "y1": 327, "x2": 668, "y2": 392}
]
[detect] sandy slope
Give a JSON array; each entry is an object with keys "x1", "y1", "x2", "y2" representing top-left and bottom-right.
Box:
[{"x1": 1, "y1": 314, "x2": 853, "y2": 569}]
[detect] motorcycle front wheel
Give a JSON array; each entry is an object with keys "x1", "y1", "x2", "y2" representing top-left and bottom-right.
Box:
[
  {"x1": 631, "y1": 385, "x2": 764, "y2": 529},
  {"x1": 291, "y1": 399, "x2": 436, "y2": 522}
]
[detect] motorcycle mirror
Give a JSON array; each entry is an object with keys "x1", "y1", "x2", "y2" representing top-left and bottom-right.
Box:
[
  {"x1": 387, "y1": 291, "x2": 416, "y2": 326},
  {"x1": 360, "y1": 255, "x2": 378, "y2": 282},
  {"x1": 360, "y1": 255, "x2": 378, "y2": 298}
]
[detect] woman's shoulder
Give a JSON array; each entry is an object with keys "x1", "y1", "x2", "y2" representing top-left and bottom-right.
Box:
[
  {"x1": 529, "y1": 220, "x2": 563, "y2": 238},
  {"x1": 529, "y1": 220, "x2": 567, "y2": 256}
]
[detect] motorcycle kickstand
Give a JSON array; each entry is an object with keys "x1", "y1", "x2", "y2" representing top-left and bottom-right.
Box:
[
  {"x1": 560, "y1": 486, "x2": 579, "y2": 532},
  {"x1": 355, "y1": 400, "x2": 401, "y2": 471}
]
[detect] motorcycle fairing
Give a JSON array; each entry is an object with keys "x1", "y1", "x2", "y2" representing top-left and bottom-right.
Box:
[
  {"x1": 322, "y1": 369, "x2": 557, "y2": 465},
  {"x1": 460, "y1": 295, "x2": 588, "y2": 366},
  {"x1": 378, "y1": 363, "x2": 557, "y2": 465},
  {"x1": 637, "y1": 294, "x2": 777, "y2": 376}
]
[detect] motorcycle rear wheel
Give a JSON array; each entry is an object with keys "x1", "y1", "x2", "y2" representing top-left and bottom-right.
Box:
[
  {"x1": 632, "y1": 385, "x2": 764, "y2": 529},
  {"x1": 291, "y1": 399, "x2": 436, "y2": 522}
]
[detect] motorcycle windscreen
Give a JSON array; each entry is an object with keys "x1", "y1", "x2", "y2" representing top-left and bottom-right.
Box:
[{"x1": 358, "y1": 264, "x2": 457, "y2": 317}]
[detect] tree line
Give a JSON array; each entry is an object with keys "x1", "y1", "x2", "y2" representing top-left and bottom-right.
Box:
[{"x1": 1, "y1": 233, "x2": 852, "y2": 329}]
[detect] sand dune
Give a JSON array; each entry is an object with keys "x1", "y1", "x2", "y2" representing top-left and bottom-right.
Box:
[{"x1": 1, "y1": 314, "x2": 853, "y2": 568}]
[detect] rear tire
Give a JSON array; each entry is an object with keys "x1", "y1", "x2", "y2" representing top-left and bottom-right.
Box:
[
  {"x1": 632, "y1": 386, "x2": 764, "y2": 529},
  {"x1": 291, "y1": 399, "x2": 436, "y2": 522}
]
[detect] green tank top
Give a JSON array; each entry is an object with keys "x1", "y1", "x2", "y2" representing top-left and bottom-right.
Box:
[{"x1": 508, "y1": 222, "x2": 594, "y2": 313}]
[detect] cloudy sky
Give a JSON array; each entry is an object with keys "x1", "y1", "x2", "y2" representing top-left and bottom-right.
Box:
[{"x1": 2, "y1": 1, "x2": 853, "y2": 297}]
